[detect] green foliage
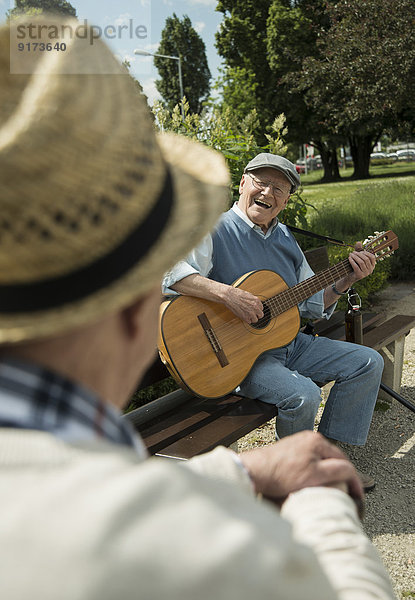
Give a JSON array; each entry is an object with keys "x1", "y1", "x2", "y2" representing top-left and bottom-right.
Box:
[
  {"x1": 152, "y1": 100, "x2": 311, "y2": 227},
  {"x1": 8, "y1": 0, "x2": 76, "y2": 17},
  {"x1": 291, "y1": 0, "x2": 415, "y2": 178},
  {"x1": 155, "y1": 14, "x2": 210, "y2": 114},
  {"x1": 217, "y1": 0, "x2": 415, "y2": 181},
  {"x1": 215, "y1": 0, "x2": 277, "y2": 142},
  {"x1": 214, "y1": 66, "x2": 258, "y2": 118},
  {"x1": 307, "y1": 179, "x2": 415, "y2": 280},
  {"x1": 216, "y1": 0, "x2": 346, "y2": 180},
  {"x1": 126, "y1": 377, "x2": 178, "y2": 412},
  {"x1": 326, "y1": 244, "x2": 391, "y2": 310}
]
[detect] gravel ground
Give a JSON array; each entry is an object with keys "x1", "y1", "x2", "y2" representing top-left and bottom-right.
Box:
[{"x1": 237, "y1": 282, "x2": 415, "y2": 599}]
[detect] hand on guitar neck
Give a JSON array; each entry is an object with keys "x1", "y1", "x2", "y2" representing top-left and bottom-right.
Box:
[{"x1": 323, "y1": 241, "x2": 376, "y2": 308}]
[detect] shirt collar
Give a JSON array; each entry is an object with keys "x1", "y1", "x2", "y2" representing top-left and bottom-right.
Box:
[
  {"x1": 0, "y1": 358, "x2": 147, "y2": 457},
  {"x1": 231, "y1": 203, "x2": 279, "y2": 238}
]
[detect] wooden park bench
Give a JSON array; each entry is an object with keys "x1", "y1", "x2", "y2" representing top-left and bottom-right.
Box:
[{"x1": 124, "y1": 246, "x2": 415, "y2": 459}]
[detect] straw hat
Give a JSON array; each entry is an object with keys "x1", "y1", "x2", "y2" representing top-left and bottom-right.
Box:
[{"x1": 0, "y1": 18, "x2": 229, "y2": 343}]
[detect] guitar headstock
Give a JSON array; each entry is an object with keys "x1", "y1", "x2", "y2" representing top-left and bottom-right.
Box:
[{"x1": 363, "y1": 230, "x2": 398, "y2": 261}]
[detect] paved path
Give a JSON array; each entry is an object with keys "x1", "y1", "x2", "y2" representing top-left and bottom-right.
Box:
[{"x1": 344, "y1": 282, "x2": 415, "y2": 599}]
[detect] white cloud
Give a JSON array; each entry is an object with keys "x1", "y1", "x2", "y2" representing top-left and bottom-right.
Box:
[
  {"x1": 141, "y1": 42, "x2": 159, "y2": 53},
  {"x1": 141, "y1": 78, "x2": 161, "y2": 105},
  {"x1": 114, "y1": 13, "x2": 132, "y2": 27},
  {"x1": 194, "y1": 21, "x2": 206, "y2": 34}
]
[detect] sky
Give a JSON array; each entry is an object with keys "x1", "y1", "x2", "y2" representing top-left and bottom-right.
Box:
[{"x1": 0, "y1": 0, "x2": 224, "y2": 103}]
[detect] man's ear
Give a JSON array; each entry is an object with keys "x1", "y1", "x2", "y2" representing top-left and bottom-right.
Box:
[
  {"x1": 282, "y1": 194, "x2": 290, "y2": 209},
  {"x1": 121, "y1": 298, "x2": 144, "y2": 339},
  {"x1": 239, "y1": 173, "x2": 247, "y2": 195},
  {"x1": 120, "y1": 287, "x2": 161, "y2": 340}
]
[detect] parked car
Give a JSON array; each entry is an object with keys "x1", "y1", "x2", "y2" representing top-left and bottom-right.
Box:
[
  {"x1": 295, "y1": 160, "x2": 306, "y2": 174},
  {"x1": 396, "y1": 149, "x2": 415, "y2": 161},
  {"x1": 370, "y1": 152, "x2": 387, "y2": 160},
  {"x1": 386, "y1": 152, "x2": 398, "y2": 161},
  {"x1": 295, "y1": 156, "x2": 322, "y2": 173}
]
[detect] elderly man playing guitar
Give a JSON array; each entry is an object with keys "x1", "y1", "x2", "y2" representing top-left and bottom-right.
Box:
[{"x1": 162, "y1": 153, "x2": 384, "y2": 491}]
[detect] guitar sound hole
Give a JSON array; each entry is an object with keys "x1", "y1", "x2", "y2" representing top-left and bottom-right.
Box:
[{"x1": 250, "y1": 302, "x2": 272, "y2": 330}]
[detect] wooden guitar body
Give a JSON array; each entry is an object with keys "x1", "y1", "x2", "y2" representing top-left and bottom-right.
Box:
[{"x1": 158, "y1": 270, "x2": 300, "y2": 398}]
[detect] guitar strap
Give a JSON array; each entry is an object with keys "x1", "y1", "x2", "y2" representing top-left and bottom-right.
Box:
[{"x1": 286, "y1": 225, "x2": 349, "y2": 247}]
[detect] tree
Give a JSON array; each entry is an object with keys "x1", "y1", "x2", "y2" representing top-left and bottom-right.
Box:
[
  {"x1": 217, "y1": 0, "x2": 415, "y2": 181},
  {"x1": 155, "y1": 14, "x2": 211, "y2": 114},
  {"x1": 153, "y1": 99, "x2": 310, "y2": 227},
  {"x1": 267, "y1": 0, "x2": 344, "y2": 182},
  {"x1": 216, "y1": 0, "x2": 343, "y2": 180},
  {"x1": 215, "y1": 0, "x2": 277, "y2": 143},
  {"x1": 291, "y1": 0, "x2": 415, "y2": 179},
  {"x1": 8, "y1": 0, "x2": 76, "y2": 17}
]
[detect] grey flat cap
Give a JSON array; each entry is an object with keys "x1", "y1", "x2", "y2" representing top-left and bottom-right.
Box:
[{"x1": 244, "y1": 153, "x2": 300, "y2": 193}]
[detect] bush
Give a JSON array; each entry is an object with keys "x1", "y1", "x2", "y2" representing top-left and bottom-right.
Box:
[
  {"x1": 152, "y1": 100, "x2": 312, "y2": 228},
  {"x1": 327, "y1": 244, "x2": 391, "y2": 311},
  {"x1": 125, "y1": 376, "x2": 178, "y2": 413}
]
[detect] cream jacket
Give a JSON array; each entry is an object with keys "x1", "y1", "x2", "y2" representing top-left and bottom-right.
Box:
[{"x1": 0, "y1": 429, "x2": 395, "y2": 600}]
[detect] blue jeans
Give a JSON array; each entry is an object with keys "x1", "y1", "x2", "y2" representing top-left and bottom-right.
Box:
[{"x1": 239, "y1": 333, "x2": 384, "y2": 445}]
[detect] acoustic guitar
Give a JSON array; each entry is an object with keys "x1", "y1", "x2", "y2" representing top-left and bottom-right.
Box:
[{"x1": 158, "y1": 231, "x2": 398, "y2": 399}]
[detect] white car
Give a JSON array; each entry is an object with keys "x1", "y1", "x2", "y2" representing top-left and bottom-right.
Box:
[
  {"x1": 396, "y1": 149, "x2": 415, "y2": 161},
  {"x1": 370, "y1": 152, "x2": 387, "y2": 160}
]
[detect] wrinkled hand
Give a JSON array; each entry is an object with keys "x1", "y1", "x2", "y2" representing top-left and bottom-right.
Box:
[
  {"x1": 223, "y1": 286, "x2": 264, "y2": 323},
  {"x1": 348, "y1": 241, "x2": 376, "y2": 283},
  {"x1": 239, "y1": 431, "x2": 363, "y2": 507}
]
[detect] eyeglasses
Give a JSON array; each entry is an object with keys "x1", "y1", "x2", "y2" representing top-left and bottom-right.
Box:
[{"x1": 247, "y1": 172, "x2": 291, "y2": 200}]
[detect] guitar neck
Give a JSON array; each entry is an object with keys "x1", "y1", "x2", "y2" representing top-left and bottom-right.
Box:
[{"x1": 268, "y1": 258, "x2": 353, "y2": 316}]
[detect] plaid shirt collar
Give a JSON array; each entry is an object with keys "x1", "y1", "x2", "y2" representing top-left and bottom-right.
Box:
[{"x1": 0, "y1": 358, "x2": 147, "y2": 457}]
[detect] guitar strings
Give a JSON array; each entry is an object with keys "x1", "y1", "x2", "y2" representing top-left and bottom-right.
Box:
[{"x1": 204, "y1": 258, "x2": 353, "y2": 345}]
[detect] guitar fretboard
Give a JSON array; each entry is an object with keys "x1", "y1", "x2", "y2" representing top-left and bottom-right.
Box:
[{"x1": 266, "y1": 258, "x2": 353, "y2": 316}]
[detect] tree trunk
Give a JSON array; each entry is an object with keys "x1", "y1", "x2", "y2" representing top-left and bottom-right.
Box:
[
  {"x1": 349, "y1": 135, "x2": 374, "y2": 179},
  {"x1": 317, "y1": 142, "x2": 341, "y2": 182}
]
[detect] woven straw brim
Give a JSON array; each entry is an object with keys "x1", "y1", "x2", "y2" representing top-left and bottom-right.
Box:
[
  {"x1": 0, "y1": 133, "x2": 229, "y2": 343},
  {"x1": 0, "y1": 18, "x2": 230, "y2": 343}
]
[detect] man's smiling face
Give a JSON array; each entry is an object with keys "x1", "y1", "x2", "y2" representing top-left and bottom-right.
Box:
[{"x1": 237, "y1": 167, "x2": 291, "y2": 233}]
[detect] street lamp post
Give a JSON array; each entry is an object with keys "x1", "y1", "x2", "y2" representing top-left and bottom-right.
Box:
[{"x1": 134, "y1": 49, "x2": 184, "y2": 121}]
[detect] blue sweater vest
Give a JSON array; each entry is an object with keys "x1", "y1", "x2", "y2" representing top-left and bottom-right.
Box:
[{"x1": 209, "y1": 210, "x2": 304, "y2": 287}]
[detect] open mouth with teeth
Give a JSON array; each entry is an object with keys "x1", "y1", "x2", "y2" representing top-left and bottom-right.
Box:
[{"x1": 254, "y1": 198, "x2": 272, "y2": 209}]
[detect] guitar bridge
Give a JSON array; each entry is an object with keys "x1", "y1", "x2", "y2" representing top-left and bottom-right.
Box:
[{"x1": 197, "y1": 312, "x2": 229, "y2": 368}]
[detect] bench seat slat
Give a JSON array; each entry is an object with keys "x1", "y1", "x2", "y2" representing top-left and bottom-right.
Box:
[
  {"x1": 363, "y1": 315, "x2": 415, "y2": 350},
  {"x1": 153, "y1": 396, "x2": 277, "y2": 459},
  {"x1": 140, "y1": 394, "x2": 277, "y2": 457}
]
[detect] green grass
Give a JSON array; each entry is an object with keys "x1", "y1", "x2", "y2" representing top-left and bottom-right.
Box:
[
  {"x1": 301, "y1": 161, "x2": 415, "y2": 187},
  {"x1": 297, "y1": 166, "x2": 415, "y2": 281}
]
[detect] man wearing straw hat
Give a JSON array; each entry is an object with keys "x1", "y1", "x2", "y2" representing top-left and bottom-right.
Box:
[{"x1": 0, "y1": 17, "x2": 394, "y2": 600}]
